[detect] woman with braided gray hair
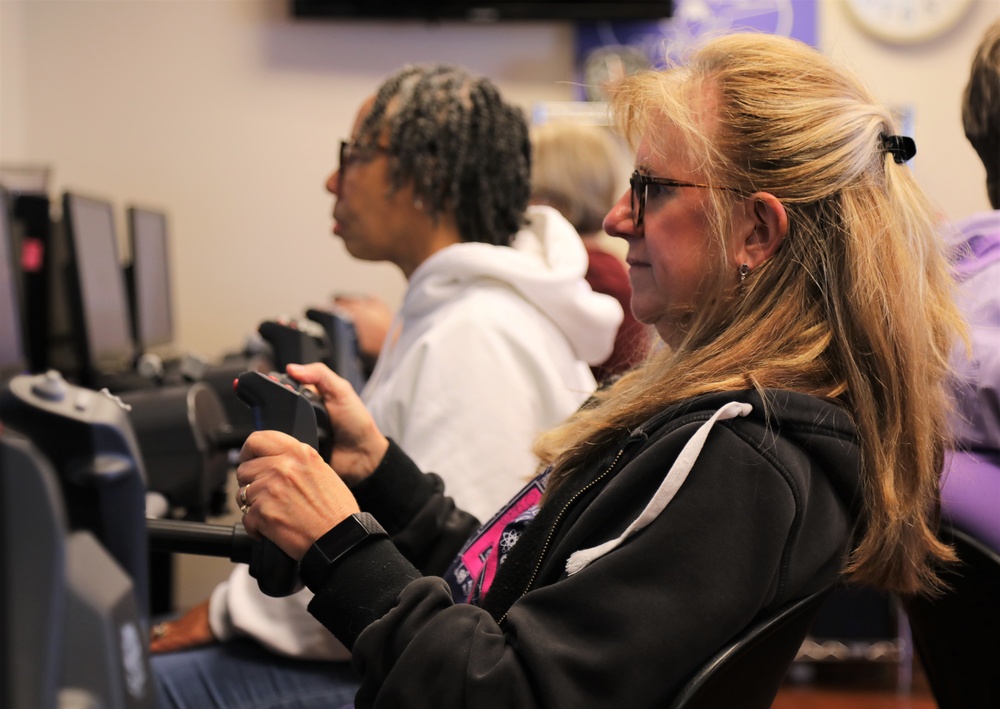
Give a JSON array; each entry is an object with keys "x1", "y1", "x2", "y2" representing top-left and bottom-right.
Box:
[
  {"x1": 150, "y1": 65, "x2": 622, "y2": 708},
  {"x1": 324, "y1": 64, "x2": 620, "y2": 529}
]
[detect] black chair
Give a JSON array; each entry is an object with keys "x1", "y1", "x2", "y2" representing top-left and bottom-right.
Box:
[
  {"x1": 901, "y1": 524, "x2": 1000, "y2": 709},
  {"x1": 667, "y1": 588, "x2": 831, "y2": 709}
]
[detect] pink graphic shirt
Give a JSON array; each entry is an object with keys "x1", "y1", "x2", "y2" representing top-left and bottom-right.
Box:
[{"x1": 444, "y1": 470, "x2": 549, "y2": 605}]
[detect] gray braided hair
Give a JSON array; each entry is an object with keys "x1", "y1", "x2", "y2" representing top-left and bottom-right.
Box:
[{"x1": 357, "y1": 64, "x2": 530, "y2": 245}]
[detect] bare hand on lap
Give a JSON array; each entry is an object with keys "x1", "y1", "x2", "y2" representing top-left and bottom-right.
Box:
[{"x1": 150, "y1": 600, "x2": 214, "y2": 654}]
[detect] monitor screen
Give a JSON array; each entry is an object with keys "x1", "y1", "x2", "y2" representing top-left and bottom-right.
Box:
[
  {"x1": 62, "y1": 192, "x2": 135, "y2": 373},
  {"x1": 291, "y1": 0, "x2": 674, "y2": 21},
  {"x1": 127, "y1": 206, "x2": 173, "y2": 351},
  {"x1": 0, "y1": 187, "x2": 27, "y2": 378}
]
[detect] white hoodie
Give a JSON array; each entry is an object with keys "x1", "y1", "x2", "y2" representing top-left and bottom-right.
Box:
[{"x1": 208, "y1": 205, "x2": 623, "y2": 659}]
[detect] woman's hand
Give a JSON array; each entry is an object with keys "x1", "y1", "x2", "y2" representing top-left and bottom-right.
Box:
[
  {"x1": 285, "y1": 362, "x2": 389, "y2": 486},
  {"x1": 149, "y1": 600, "x2": 215, "y2": 654},
  {"x1": 237, "y1": 430, "x2": 361, "y2": 560}
]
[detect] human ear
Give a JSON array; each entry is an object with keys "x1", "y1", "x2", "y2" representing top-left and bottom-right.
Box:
[{"x1": 734, "y1": 192, "x2": 787, "y2": 270}]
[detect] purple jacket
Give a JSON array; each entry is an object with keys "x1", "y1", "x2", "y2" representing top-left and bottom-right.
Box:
[{"x1": 942, "y1": 210, "x2": 1000, "y2": 553}]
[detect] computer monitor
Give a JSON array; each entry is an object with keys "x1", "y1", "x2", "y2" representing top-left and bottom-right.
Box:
[
  {"x1": 126, "y1": 205, "x2": 174, "y2": 354},
  {"x1": 0, "y1": 187, "x2": 28, "y2": 380},
  {"x1": 61, "y1": 192, "x2": 136, "y2": 383},
  {"x1": 291, "y1": 0, "x2": 674, "y2": 21}
]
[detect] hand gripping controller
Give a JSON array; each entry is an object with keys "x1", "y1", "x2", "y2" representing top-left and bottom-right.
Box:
[
  {"x1": 234, "y1": 371, "x2": 332, "y2": 596},
  {"x1": 144, "y1": 371, "x2": 334, "y2": 597}
]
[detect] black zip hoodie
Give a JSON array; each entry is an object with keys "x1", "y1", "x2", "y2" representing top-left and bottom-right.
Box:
[{"x1": 306, "y1": 388, "x2": 862, "y2": 708}]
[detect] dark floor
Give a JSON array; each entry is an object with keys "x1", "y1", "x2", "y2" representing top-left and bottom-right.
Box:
[{"x1": 773, "y1": 658, "x2": 937, "y2": 709}]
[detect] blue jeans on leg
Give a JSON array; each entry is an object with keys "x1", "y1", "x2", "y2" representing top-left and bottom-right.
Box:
[{"x1": 152, "y1": 637, "x2": 361, "y2": 709}]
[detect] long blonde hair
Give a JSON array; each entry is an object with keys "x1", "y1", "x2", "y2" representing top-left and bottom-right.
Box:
[{"x1": 534, "y1": 33, "x2": 964, "y2": 595}]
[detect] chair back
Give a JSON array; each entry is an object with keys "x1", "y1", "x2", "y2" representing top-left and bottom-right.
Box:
[
  {"x1": 667, "y1": 589, "x2": 830, "y2": 709},
  {"x1": 902, "y1": 524, "x2": 1000, "y2": 709}
]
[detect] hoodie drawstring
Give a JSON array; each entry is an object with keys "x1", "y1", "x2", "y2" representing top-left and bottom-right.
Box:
[{"x1": 565, "y1": 401, "x2": 753, "y2": 576}]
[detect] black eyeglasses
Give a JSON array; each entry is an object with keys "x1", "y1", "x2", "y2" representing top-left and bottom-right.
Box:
[
  {"x1": 339, "y1": 139, "x2": 392, "y2": 170},
  {"x1": 629, "y1": 170, "x2": 741, "y2": 228}
]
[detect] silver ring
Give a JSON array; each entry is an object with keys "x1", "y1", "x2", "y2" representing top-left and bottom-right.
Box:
[
  {"x1": 240, "y1": 503, "x2": 250, "y2": 515},
  {"x1": 152, "y1": 623, "x2": 168, "y2": 639},
  {"x1": 239, "y1": 483, "x2": 250, "y2": 508}
]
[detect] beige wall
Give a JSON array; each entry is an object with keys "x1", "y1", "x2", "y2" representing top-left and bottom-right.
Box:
[
  {"x1": 1, "y1": 0, "x2": 577, "y2": 357},
  {"x1": 820, "y1": 0, "x2": 999, "y2": 223},
  {"x1": 2, "y1": 0, "x2": 998, "y2": 360},
  {"x1": 0, "y1": 0, "x2": 28, "y2": 163}
]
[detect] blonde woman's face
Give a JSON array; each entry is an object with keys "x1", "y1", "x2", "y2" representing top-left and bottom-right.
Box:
[{"x1": 603, "y1": 130, "x2": 726, "y2": 347}]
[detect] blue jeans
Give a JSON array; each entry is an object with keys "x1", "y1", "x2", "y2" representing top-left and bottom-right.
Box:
[{"x1": 152, "y1": 638, "x2": 360, "y2": 709}]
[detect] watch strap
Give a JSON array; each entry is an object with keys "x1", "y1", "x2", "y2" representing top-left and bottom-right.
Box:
[{"x1": 300, "y1": 512, "x2": 388, "y2": 592}]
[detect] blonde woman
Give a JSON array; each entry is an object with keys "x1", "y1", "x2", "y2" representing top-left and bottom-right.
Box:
[{"x1": 220, "y1": 33, "x2": 963, "y2": 708}]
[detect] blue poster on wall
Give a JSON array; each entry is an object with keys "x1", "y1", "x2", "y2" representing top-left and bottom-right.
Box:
[{"x1": 575, "y1": 0, "x2": 818, "y2": 102}]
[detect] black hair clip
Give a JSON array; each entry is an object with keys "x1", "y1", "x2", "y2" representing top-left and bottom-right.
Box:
[{"x1": 879, "y1": 134, "x2": 917, "y2": 164}]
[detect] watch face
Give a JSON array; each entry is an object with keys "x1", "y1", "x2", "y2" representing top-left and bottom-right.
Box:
[{"x1": 845, "y1": 0, "x2": 974, "y2": 44}]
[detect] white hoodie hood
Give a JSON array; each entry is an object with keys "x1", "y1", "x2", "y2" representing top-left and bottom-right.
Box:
[{"x1": 400, "y1": 205, "x2": 623, "y2": 366}]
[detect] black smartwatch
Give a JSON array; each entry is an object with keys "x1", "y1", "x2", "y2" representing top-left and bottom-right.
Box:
[{"x1": 299, "y1": 512, "x2": 388, "y2": 592}]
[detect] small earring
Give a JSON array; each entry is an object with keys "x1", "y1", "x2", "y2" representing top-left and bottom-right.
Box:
[
  {"x1": 739, "y1": 263, "x2": 750, "y2": 283},
  {"x1": 414, "y1": 198, "x2": 424, "y2": 210}
]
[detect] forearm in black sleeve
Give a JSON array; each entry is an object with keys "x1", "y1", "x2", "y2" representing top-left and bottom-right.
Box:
[
  {"x1": 306, "y1": 536, "x2": 422, "y2": 649},
  {"x1": 349, "y1": 438, "x2": 481, "y2": 574}
]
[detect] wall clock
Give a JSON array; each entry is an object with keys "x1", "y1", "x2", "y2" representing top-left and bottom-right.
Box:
[{"x1": 844, "y1": 0, "x2": 975, "y2": 45}]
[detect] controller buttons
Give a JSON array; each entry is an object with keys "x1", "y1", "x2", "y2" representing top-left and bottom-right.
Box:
[
  {"x1": 73, "y1": 390, "x2": 94, "y2": 412},
  {"x1": 98, "y1": 388, "x2": 132, "y2": 412},
  {"x1": 31, "y1": 370, "x2": 67, "y2": 402}
]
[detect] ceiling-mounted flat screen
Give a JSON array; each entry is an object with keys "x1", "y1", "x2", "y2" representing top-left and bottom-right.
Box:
[{"x1": 290, "y1": 1, "x2": 674, "y2": 22}]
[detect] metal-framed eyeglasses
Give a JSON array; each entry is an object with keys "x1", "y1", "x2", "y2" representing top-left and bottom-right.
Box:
[
  {"x1": 339, "y1": 139, "x2": 392, "y2": 170},
  {"x1": 629, "y1": 170, "x2": 742, "y2": 229},
  {"x1": 337, "y1": 140, "x2": 393, "y2": 191}
]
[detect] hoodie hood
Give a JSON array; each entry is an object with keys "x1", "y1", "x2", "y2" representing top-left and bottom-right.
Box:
[
  {"x1": 566, "y1": 387, "x2": 862, "y2": 576},
  {"x1": 951, "y1": 210, "x2": 1000, "y2": 281},
  {"x1": 400, "y1": 205, "x2": 624, "y2": 365}
]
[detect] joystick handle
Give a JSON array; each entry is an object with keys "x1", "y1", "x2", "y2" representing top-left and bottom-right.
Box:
[
  {"x1": 258, "y1": 319, "x2": 332, "y2": 373},
  {"x1": 234, "y1": 369, "x2": 333, "y2": 461},
  {"x1": 234, "y1": 371, "x2": 322, "y2": 597},
  {"x1": 235, "y1": 371, "x2": 320, "y2": 450}
]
